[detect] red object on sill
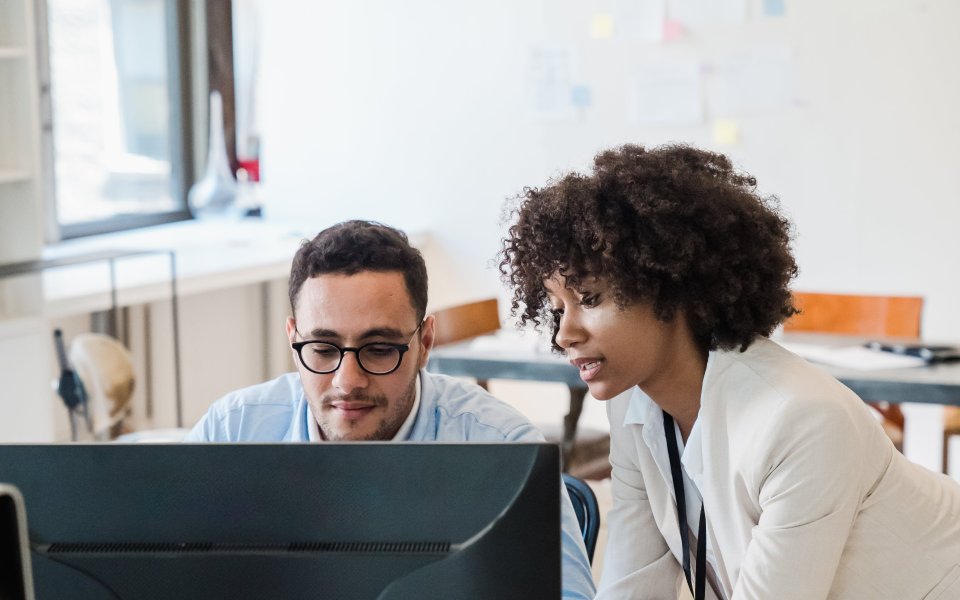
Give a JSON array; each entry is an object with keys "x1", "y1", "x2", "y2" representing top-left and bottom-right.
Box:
[{"x1": 237, "y1": 158, "x2": 260, "y2": 182}]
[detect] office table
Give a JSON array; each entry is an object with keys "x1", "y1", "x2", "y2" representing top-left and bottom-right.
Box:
[
  {"x1": 427, "y1": 332, "x2": 960, "y2": 469},
  {"x1": 427, "y1": 333, "x2": 588, "y2": 468},
  {"x1": 429, "y1": 332, "x2": 960, "y2": 405},
  {"x1": 777, "y1": 333, "x2": 960, "y2": 407}
]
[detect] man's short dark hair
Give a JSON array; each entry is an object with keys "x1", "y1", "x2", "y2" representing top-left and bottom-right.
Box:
[{"x1": 289, "y1": 220, "x2": 429, "y2": 321}]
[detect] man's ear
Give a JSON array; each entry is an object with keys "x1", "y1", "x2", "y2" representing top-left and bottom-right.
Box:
[
  {"x1": 418, "y1": 314, "x2": 435, "y2": 368},
  {"x1": 285, "y1": 316, "x2": 303, "y2": 370},
  {"x1": 285, "y1": 316, "x2": 298, "y2": 344}
]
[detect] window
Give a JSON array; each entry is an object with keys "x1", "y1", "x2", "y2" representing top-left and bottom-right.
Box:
[{"x1": 40, "y1": 0, "x2": 194, "y2": 239}]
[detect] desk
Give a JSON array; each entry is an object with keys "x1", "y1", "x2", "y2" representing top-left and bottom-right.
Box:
[
  {"x1": 429, "y1": 332, "x2": 960, "y2": 406},
  {"x1": 778, "y1": 333, "x2": 960, "y2": 407},
  {"x1": 427, "y1": 333, "x2": 589, "y2": 468},
  {"x1": 427, "y1": 333, "x2": 960, "y2": 473}
]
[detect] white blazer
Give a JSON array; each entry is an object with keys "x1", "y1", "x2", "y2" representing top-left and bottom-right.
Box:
[{"x1": 597, "y1": 337, "x2": 960, "y2": 600}]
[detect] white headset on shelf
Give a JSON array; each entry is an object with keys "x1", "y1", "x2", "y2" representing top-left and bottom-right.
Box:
[{"x1": 53, "y1": 329, "x2": 134, "y2": 441}]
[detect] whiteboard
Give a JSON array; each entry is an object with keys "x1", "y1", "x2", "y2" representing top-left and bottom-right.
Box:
[{"x1": 257, "y1": 0, "x2": 960, "y2": 337}]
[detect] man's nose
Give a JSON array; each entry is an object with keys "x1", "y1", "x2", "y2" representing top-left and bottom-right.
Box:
[{"x1": 331, "y1": 351, "x2": 369, "y2": 393}]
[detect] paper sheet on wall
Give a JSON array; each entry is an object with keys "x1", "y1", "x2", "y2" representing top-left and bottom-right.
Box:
[
  {"x1": 528, "y1": 46, "x2": 576, "y2": 119},
  {"x1": 762, "y1": 0, "x2": 786, "y2": 17},
  {"x1": 615, "y1": 0, "x2": 666, "y2": 42},
  {"x1": 708, "y1": 47, "x2": 795, "y2": 115},
  {"x1": 628, "y1": 61, "x2": 704, "y2": 126},
  {"x1": 712, "y1": 119, "x2": 740, "y2": 145},
  {"x1": 590, "y1": 13, "x2": 616, "y2": 39},
  {"x1": 571, "y1": 84, "x2": 592, "y2": 109},
  {"x1": 668, "y1": 0, "x2": 747, "y2": 29}
]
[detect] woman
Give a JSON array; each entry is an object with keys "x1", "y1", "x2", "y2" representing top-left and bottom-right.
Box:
[{"x1": 499, "y1": 144, "x2": 960, "y2": 599}]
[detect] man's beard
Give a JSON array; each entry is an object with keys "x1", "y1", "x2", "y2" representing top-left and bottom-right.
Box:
[{"x1": 316, "y1": 374, "x2": 417, "y2": 441}]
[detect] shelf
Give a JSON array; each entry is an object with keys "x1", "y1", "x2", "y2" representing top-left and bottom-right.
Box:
[
  {"x1": 0, "y1": 6, "x2": 36, "y2": 233},
  {"x1": 0, "y1": 171, "x2": 31, "y2": 184}
]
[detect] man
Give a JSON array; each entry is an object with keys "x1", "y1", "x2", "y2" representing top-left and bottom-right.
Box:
[{"x1": 186, "y1": 220, "x2": 596, "y2": 599}]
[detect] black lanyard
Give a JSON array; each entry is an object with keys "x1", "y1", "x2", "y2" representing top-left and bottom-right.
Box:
[{"x1": 663, "y1": 411, "x2": 707, "y2": 600}]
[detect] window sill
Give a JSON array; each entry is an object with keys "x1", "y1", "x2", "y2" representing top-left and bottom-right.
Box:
[{"x1": 40, "y1": 218, "x2": 319, "y2": 317}]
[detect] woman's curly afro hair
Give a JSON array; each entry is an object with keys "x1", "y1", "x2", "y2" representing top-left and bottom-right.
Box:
[{"x1": 499, "y1": 143, "x2": 799, "y2": 352}]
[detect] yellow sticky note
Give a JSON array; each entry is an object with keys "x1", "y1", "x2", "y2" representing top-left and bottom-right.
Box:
[
  {"x1": 713, "y1": 120, "x2": 740, "y2": 145},
  {"x1": 590, "y1": 14, "x2": 615, "y2": 39}
]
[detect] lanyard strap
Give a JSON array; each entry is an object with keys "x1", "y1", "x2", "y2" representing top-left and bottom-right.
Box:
[{"x1": 663, "y1": 411, "x2": 707, "y2": 600}]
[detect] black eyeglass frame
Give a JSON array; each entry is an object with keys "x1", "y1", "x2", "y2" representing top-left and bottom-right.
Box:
[{"x1": 291, "y1": 324, "x2": 423, "y2": 376}]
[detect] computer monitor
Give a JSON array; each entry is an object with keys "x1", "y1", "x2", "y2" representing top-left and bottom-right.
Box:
[
  {"x1": 0, "y1": 483, "x2": 34, "y2": 600},
  {"x1": 0, "y1": 443, "x2": 559, "y2": 600}
]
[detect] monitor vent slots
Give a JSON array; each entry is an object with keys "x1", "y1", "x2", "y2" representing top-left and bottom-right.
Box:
[{"x1": 41, "y1": 541, "x2": 452, "y2": 554}]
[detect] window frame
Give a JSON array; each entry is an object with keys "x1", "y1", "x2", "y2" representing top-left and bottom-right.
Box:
[{"x1": 38, "y1": 0, "x2": 206, "y2": 241}]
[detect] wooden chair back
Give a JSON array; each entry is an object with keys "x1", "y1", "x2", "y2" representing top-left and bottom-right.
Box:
[
  {"x1": 784, "y1": 292, "x2": 923, "y2": 338},
  {"x1": 784, "y1": 291, "x2": 925, "y2": 449},
  {"x1": 431, "y1": 298, "x2": 501, "y2": 346}
]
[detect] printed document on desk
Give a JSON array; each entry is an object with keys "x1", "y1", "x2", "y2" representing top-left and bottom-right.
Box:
[
  {"x1": 468, "y1": 329, "x2": 552, "y2": 356},
  {"x1": 779, "y1": 341, "x2": 927, "y2": 370}
]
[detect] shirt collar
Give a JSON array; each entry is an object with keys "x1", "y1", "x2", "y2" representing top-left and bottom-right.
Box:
[
  {"x1": 392, "y1": 375, "x2": 421, "y2": 441},
  {"x1": 307, "y1": 374, "x2": 422, "y2": 442},
  {"x1": 622, "y1": 345, "x2": 725, "y2": 428},
  {"x1": 622, "y1": 376, "x2": 707, "y2": 478},
  {"x1": 623, "y1": 385, "x2": 660, "y2": 426}
]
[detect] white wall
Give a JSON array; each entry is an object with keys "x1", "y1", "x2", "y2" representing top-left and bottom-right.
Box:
[
  {"x1": 257, "y1": 0, "x2": 551, "y2": 307},
  {"x1": 257, "y1": 0, "x2": 960, "y2": 337},
  {"x1": 0, "y1": 319, "x2": 55, "y2": 441}
]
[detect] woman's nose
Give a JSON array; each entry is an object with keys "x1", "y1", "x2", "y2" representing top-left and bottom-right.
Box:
[{"x1": 553, "y1": 311, "x2": 585, "y2": 349}]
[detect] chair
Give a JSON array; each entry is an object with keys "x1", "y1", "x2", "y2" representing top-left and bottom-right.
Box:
[
  {"x1": 431, "y1": 298, "x2": 502, "y2": 389},
  {"x1": 430, "y1": 298, "x2": 612, "y2": 480},
  {"x1": 69, "y1": 333, "x2": 136, "y2": 440},
  {"x1": 431, "y1": 298, "x2": 503, "y2": 348},
  {"x1": 784, "y1": 292, "x2": 923, "y2": 338},
  {"x1": 563, "y1": 473, "x2": 600, "y2": 564},
  {"x1": 783, "y1": 291, "x2": 925, "y2": 451}
]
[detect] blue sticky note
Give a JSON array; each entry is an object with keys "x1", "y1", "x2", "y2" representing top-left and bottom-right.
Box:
[
  {"x1": 763, "y1": 0, "x2": 785, "y2": 17},
  {"x1": 571, "y1": 84, "x2": 592, "y2": 109}
]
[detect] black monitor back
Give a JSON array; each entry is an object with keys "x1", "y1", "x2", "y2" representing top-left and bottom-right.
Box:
[{"x1": 0, "y1": 443, "x2": 560, "y2": 600}]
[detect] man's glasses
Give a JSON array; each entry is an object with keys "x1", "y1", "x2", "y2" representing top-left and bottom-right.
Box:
[{"x1": 291, "y1": 324, "x2": 422, "y2": 375}]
